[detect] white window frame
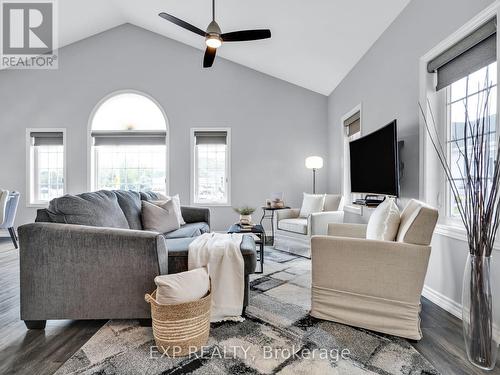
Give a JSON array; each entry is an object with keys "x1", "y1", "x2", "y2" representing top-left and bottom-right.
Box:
[
  {"x1": 340, "y1": 104, "x2": 362, "y2": 214},
  {"x1": 419, "y1": 1, "x2": 500, "y2": 244},
  {"x1": 190, "y1": 127, "x2": 231, "y2": 206},
  {"x1": 87, "y1": 89, "x2": 170, "y2": 194},
  {"x1": 25, "y1": 128, "x2": 67, "y2": 207},
  {"x1": 92, "y1": 142, "x2": 168, "y2": 193}
]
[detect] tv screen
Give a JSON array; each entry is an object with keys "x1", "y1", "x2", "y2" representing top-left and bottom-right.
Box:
[{"x1": 349, "y1": 120, "x2": 400, "y2": 197}]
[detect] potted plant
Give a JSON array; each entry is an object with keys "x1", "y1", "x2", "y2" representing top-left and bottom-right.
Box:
[
  {"x1": 420, "y1": 77, "x2": 500, "y2": 370},
  {"x1": 233, "y1": 206, "x2": 255, "y2": 226}
]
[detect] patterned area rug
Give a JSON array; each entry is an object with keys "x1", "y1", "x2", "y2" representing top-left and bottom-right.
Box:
[{"x1": 55, "y1": 249, "x2": 439, "y2": 375}]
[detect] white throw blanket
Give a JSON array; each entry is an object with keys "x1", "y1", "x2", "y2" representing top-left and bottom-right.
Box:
[{"x1": 188, "y1": 232, "x2": 245, "y2": 322}]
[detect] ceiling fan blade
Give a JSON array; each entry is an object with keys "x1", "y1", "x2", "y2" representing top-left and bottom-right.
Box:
[
  {"x1": 203, "y1": 47, "x2": 217, "y2": 68},
  {"x1": 159, "y1": 12, "x2": 206, "y2": 37},
  {"x1": 221, "y1": 29, "x2": 271, "y2": 42}
]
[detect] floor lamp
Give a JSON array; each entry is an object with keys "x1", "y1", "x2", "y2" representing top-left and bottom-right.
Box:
[{"x1": 305, "y1": 156, "x2": 323, "y2": 194}]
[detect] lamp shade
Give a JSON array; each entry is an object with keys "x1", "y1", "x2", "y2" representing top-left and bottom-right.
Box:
[{"x1": 305, "y1": 156, "x2": 323, "y2": 169}]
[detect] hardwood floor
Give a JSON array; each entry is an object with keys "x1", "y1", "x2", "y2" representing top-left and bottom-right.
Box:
[{"x1": 1, "y1": 237, "x2": 499, "y2": 374}]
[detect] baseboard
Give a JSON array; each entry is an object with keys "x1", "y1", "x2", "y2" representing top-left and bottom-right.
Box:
[
  {"x1": 422, "y1": 285, "x2": 500, "y2": 343},
  {"x1": 422, "y1": 285, "x2": 462, "y2": 318}
]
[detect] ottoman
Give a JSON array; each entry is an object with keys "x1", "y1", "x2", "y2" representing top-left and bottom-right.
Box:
[{"x1": 164, "y1": 235, "x2": 257, "y2": 312}]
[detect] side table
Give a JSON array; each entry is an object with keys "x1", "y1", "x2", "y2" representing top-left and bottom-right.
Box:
[
  {"x1": 259, "y1": 206, "x2": 290, "y2": 246},
  {"x1": 228, "y1": 224, "x2": 265, "y2": 274}
]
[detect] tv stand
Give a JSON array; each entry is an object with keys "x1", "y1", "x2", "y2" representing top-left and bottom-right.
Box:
[{"x1": 353, "y1": 194, "x2": 386, "y2": 207}]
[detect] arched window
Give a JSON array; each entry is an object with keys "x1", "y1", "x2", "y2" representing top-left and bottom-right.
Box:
[{"x1": 90, "y1": 91, "x2": 168, "y2": 193}]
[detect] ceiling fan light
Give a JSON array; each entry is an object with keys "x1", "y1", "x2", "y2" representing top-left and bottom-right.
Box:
[{"x1": 206, "y1": 36, "x2": 222, "y2": 48}]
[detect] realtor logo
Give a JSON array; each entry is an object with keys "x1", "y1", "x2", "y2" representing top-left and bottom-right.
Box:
[{"x1": 1, "y1": 0, "x2": 58, "y2": 69}]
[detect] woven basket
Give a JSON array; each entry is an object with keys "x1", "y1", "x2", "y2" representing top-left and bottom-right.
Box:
[{"x1": 145, "y1": 289, "x2": 211, "y2": 357}]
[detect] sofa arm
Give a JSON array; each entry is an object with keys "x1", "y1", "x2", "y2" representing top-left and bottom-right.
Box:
[
  {"x1": 309, "y1": 211, "x2": 344, "y2": 235},
  {"x1": 311, "y1": 236, "x2": 431, "y2": 304},
  {"x1": 181, "y1": 206, "x2": 210, "y2": 226},
  {"x1": 327, "y1": 223, "x2": 367, "y2": 238},
  {"x1": 276, "y1": 208, "x2": 300, "y2": 221},
  {"x1": 18, "y1": 223, "x2": 168, "y2": 321}
]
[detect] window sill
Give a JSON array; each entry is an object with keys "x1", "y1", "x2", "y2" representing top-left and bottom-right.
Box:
[
  {"x1": 191, "y1": 203, "x2": 232, "y2": 207},
  {"x1": 434, "y1": 223, "x2": 500, "y2": 252}
]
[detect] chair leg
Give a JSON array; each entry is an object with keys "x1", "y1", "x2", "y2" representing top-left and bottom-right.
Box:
[{"x1": 8, "y1": 227, "x2": 18, "y2": 249}]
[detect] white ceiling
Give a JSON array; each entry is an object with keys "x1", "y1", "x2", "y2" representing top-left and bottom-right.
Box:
[{"x1": 59, "y1": 0, "x2": 410, "y2": 95}]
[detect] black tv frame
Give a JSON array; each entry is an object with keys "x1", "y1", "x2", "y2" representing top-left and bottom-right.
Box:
[{"x1": 349, "y1": 120, "x2": 400, "y2": 198}]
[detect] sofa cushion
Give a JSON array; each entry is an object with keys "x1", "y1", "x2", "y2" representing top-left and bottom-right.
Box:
[
  {"x1": 366, "y1": 198, "x2": 401, "y2": 241},
  {"x1": 164, "y1": 222, "x2": 210, "y2": 239},
  {"x1": 299, "y1": 193, "x2": 325, "y2": 218},
  {"x1": 278, "y1": 218, "x2": 308, "y2": 234},
  {"x1": 114, "y1": 190, "x2": 142, "y2": 230},
  {"x1": 142, "y1": 200, "x2": 180, "y2": 233},
  {"x1": 47, "y1": 190, "x2": 129, "y2": 229},
  {"x1": 140, "y1": 191, "x2": 168, "y2": 201}
]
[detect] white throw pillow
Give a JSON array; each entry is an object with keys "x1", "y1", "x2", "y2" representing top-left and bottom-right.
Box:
[
  {"x1": 163, "y1": 194, "x2": 186, "y2": 226},
  {"x1": 170, "y1": 194, "x2": 186, "y2": 225},
  {"x1": 155, "y1": 267, "x2": 210, "y2": 305},
  {"x1": 366, "y1": 198, "x2": 401, "y2": 241},
  {"x1": 299, "y1": 193, "x2": 325, "y2": 218},
  {"x1": 141, "y1": 200, "x2": 180, "y2": 233}
]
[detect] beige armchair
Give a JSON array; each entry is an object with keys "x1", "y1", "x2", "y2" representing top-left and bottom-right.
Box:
[
  {"x1": 310, "y1": 199, "x2": 438, "y2": 340},
  {"x1": 274, "y1": 194, "x2": 344, "y2": 258}
]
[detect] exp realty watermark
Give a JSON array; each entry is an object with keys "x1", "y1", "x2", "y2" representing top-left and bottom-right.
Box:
[
  {"x1": 150, "y1": 345, "x2": 351, "y2": 362},
  {"x1": 0, "y1": 0, "x2": 58, "y2": 69}
]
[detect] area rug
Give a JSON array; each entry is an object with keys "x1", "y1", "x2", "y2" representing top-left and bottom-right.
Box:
[{"x1": 55, "y1": 249, "x2": 439, "y2": 375}]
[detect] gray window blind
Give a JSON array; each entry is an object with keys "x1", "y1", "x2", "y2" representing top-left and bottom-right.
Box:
[
  {"x1": 91, "y1": 130, "x2": 166, "y2": 146},
  {"x1": 344, "y1": 112, "x2": 360, "y2": 137},
  {"x1": 30, "y1": 131, "x2": 64, "y2": 146},
  {"x1": 194, "y1": 130, "x2": 227, "y2": 145},
  {"x1": 427, "y1": 18, "x2": 497, "y2": 91}
]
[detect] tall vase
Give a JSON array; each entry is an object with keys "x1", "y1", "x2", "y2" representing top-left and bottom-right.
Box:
[{"x1": 462, "y1": 254, "x2": 498, "y2": 370}]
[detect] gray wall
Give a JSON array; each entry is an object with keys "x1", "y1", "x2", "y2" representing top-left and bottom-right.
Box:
[
  {"x1": 327, "y1": 0, "x2": 498, "y2": 329},
  {"x1": 327, "y1": 0, "x2": 494, "y2": 198},
  {"x1": 0, "y1": 24, "x2": 328, "y2": 231}
]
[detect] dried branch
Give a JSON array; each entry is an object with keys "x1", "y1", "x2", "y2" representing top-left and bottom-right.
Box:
[{"x1": 419, "y1": 77, "x2": 500, "y2": 257}]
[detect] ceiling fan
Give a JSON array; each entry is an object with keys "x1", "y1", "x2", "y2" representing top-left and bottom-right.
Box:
[{"x1": 159, "y1": 0, "x2": 271, "y2": 68}]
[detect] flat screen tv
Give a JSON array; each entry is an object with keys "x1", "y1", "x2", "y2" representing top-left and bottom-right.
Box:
[{"x1": 349, "y1": 120, "x2": 399, "y2": 197}]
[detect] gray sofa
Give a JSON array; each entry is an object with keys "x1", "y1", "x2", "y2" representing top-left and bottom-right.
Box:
[{"x1": 19, "y1": 190, "x2": 256, "y2": 329}]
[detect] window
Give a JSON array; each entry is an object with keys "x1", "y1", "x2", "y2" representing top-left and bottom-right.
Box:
[
  {"x1": 27, "y1": 129, "x2": 66, "y2": 205},
  {"x1": 192, "y1": 129, "x2": 230, "y2": 205},
  {"x1": 342, "y1": 108, "x2": 361, "y2": 203},
  {"x1": 90, "y1": 92, "x2": 167, "y2": 193},
  {"x1": 445, "y1": 62, "x2": 497, "y2": 218},
  {"x1": 423, "y1": 16, "x2": 498, "y2": 223}
]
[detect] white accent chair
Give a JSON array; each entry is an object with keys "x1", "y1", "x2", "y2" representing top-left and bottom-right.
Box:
[
  {"x1": 274, "y1": 194, "x2": 344, "y2": 258},
  {"x1": 0, "y1": 190, "x2": 20, "y2": 249},
  {"x1": 310, "y1": 199, "x2": 438, "y2": 340}
]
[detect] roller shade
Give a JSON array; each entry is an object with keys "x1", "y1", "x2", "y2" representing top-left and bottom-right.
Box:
[
  {"x1": 344, "y1": 112, "x2": 360, "y2": 137},
  {"x1": 91, "y1": 130, "x2": 166, "y2": 146},
  {"x1": 194, "y1": 130, "x2": 227, "y2": 145},
  {"x1": 427, "y1": 18, "x2": 497, "y2": 91},
  {"x1": 30, "y1": 131, "x2": 63, "y2": 146}
]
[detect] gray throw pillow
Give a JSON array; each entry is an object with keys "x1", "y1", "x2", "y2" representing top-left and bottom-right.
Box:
[
  {"x1": 142, "y1": 200, "x2": 181, "y2": 233},
  {"x1": 47, "y1": 190, "x2": 129, "y2": 228}
]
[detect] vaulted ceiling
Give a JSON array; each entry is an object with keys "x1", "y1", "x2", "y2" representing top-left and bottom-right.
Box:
[{"x1": 59, "y1": 0, "x2": 411, "y2": 95}]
